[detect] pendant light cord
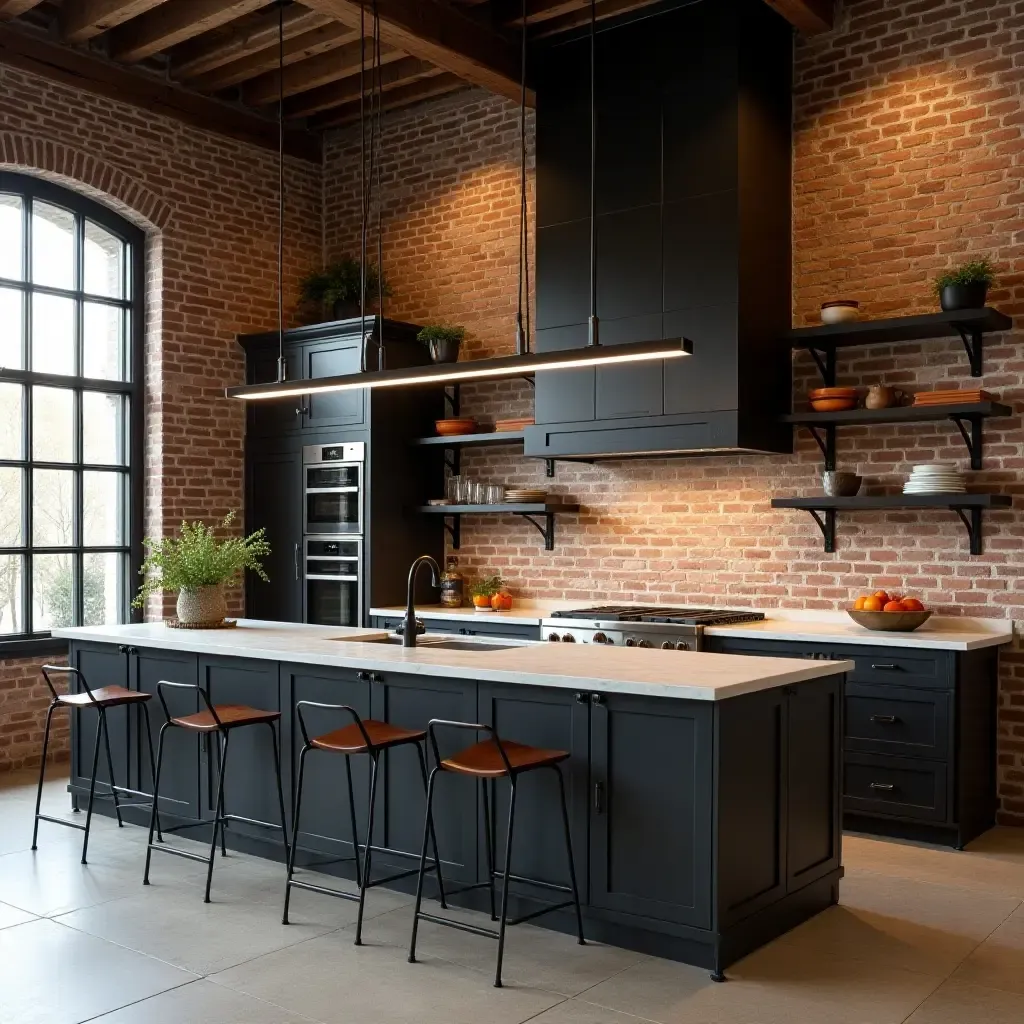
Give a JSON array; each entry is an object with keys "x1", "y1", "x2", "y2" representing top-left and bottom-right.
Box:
[
  {"x1": 374, "y1": 1, "x2": 385, "y2": 368},
  {"x1": 276, "y1": 0, "x2": 286, "y2": 380},
  {"x1": 359, "y1": 2, "x2": 367, "y2": 368},
  {"x1": 515, "y1": 0, "x2": 529, "y2": 356},
  {"x1": 588, "y1": 0, "x2": 598, "y2": 347}
]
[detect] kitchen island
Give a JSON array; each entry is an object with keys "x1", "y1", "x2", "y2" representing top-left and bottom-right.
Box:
[{"x1": 53, "y1": 621, "x2": 851, "y2": 977}]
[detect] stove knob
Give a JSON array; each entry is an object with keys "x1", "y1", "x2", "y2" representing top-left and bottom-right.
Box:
[
  {"x1": 624, "y1": 637, "x2": 636, "y2": 647},
  {"x1": 547, "y1": 632, "x2": 561, "y2": 642},
  {"x1": 593, "y1": 632, "x2": 607, "y2": 644},
  {"x1": 661, "y1": 641, "x2": 673, "y2": 650},
  {"x1": 637, "y1": 639, "x2": 652, "y2": 649},
  {"x1": 676, "y1": 641, "x2": 691, "y2": 651},
  {"x1": 604, "y1": 636, "x2": 614, "y2": 644},
  {"x1": 561, "y1": 633, "x2": 576, "y2": 643}
]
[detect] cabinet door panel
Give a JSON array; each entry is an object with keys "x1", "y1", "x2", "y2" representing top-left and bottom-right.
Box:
[
  {"x1": 70, "y1": 643, "x2": 130, "y2": 802},
  {"x1": 595, "y1": 313, "x2": 665, "y2": 420},
  {"x1": 534, "y1": 324, "x2": 595, "y2": 425},
  {"x1": 304, "y1": 339, "x2": 365, "y2": 430},
  {"x1": 597, "y1": 206, "x2": 662, "y2": 322},
  {"x1": 663, "y1": 304, "x2": 738, "y2": 414},
  {"x1": 590, "y1": 693, "x2": 712, "y2": 927},
  {"x1": 663, "y1": 192, "x2": 738, "y2": 311},
  {"x1": 248, "y1": 347, "x2": 302, "y2": 438},
  {"x1": 133, "y1": 648, "x2": 200, "y2": 820},
  {"x1": 371, "y1": 674, "x2": 478, "y2": 882},
  {"x1": 536, "y1": 220, "x2": 591, "y2": 331}
]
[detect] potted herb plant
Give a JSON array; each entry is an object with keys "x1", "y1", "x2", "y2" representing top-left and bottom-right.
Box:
[
  {"x1": 471, "y1": 574, "x2": 505, "y2": 611},
  {"x1": 934, "y1": 258, "x2": 995, "y2": 312},
  {"x1": 299, "y1": 258, "x2": 389, "y2": 322},
  {"x1": 417, "y1": 323, "x2": 466, "y2": 364},
  {"x1": 132, "y1": 512, "x2": 270, "y2": 626}
]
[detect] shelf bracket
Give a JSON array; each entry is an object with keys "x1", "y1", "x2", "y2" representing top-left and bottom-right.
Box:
[
  {"x1": 444, "y1": 384, "x2": 460, "y2": 417},
  {"x1": 521, "y1": 376, "x2": 536, "y2": 388},
  {"x1": 516, "y1": 512, "x2": 555, "y2": 551},
  {"x1": 953, "y1": 326, "x2": 983, "y2": 377},
  {"x1": 806, "y1": 425, "x2": 837, "y2": 471},
  {"x1": 953, "y1": 507, "x2": 983, "y2": 556},
  {"x1": 442, "y1": 514, "x2": 461, "y2": 550},
  {"x1": 805, "y1": 508, "x2": 836, "y2": 553},
  {"x1": 545, "y1": 459, "x2": 555, "y2": 478},
  {"x1": 950, "y1": 415, "x2": 982, "y2": 471},
  {"x1": 808, "y1": 346, "x2": 836, "y2": 387},
  {"x1": 444, "y1": 449, "x2": 460, "y2": 476}
]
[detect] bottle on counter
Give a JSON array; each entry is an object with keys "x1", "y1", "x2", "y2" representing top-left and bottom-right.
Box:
[{"x1": 439, "y1": 556, "x2": 465, "y2": 608}]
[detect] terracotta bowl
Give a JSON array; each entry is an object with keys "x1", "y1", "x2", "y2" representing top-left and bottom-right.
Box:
[
  {"x1": 436, "y1": 418, "x2": 477, "y2": 436},
  {"x1": 808, "y1": 387, "x2": 859, "y2": 400},
  {"x1": 846, "y1": 609, "x2": 933, "y2": 632},
  {"x1": 810, "y1": 397, "x2": 858, "y2": 412}
]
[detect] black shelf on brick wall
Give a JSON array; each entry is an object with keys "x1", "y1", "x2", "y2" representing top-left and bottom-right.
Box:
[
  {"x1": 783, "y1": 401, "x2": 1013, "y2": 471},
  {"x1": 771, "y1": 493, "x2": 1012, "y2": 556},
  {"x1": 416, "y1": 502, "x2": 580, "y2": 552},
  {"x1": 787, "y1": 308, "x2": 1012, "y2": 384},
  {"x1": 413, "y1": 430, "x2": 527, "y2": 448}
]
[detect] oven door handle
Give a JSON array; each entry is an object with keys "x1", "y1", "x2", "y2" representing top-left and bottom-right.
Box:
[
  {"x1": 294, "y1": 543, "x2": 300, "y2": 581},
  {"x1": 305, "y1": 574, "x2": 360, "y2": 582},
  {"x1": 305, "y1": 486, "x2": 360, "y2": 494}
]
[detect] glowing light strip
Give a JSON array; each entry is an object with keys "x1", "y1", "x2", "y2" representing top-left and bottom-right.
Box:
[{"x1": 226, "y1": 338, "x2": 692, "y2": 401}]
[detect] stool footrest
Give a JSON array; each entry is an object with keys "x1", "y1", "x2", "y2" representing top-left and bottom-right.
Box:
[
  {"x1": 507, "y1": 899, "x2": 574, "y2": 927},
  {"x1": 285, "y1": 878, "x2": 360, "y2": 903},
  {"x1": 146, "y1": 843, "x2": 211, "y2": 865},
  {"x1": 491, "y1": 870, "x2": 573, "y2": 895},
  {"x1": 223, "y1": 812, "x2": 285, "y2": 831},
  {"x1": 35, "y1": 813, "x2": 87, "y2": 832},
  {"x1": 415, "y1": 910, "x2": 499, "y2": 941}
]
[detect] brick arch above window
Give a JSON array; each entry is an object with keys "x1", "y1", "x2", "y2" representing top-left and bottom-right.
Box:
[{"x1": 0, "y1": 132, "x2": 172, "y2": 233}]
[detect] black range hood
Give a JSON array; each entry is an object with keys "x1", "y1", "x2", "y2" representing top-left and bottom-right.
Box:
[{"x1": 524, "y1": 0, "x2": 793, "y2": 461}]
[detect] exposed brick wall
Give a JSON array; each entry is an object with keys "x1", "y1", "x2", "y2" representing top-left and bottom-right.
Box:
[
  {"x1": 0, "y1": 656, "x2": 68, "y2": 772},
  {"x1": 0, "y1": 62, "x2": 321, "y2": 771},
  {"x1": 322, "y1": 0, "x2": 1024, "y2": 824}
]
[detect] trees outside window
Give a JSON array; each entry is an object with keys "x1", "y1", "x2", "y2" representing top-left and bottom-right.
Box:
[{"x1": 0, "y1": 173, "x2": 143, "y2": 644}]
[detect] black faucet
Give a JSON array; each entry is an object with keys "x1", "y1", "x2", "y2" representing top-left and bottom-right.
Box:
[{"x1": 402, "y1": 555, "x2": 441, "y2": 647}]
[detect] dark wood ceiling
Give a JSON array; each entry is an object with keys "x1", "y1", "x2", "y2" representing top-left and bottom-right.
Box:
[{"x1": 0, "y1": 0, "x2": 834, "y2": 159}]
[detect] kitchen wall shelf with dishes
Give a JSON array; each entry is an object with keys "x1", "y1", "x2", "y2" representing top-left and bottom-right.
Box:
[
  {"x1": 771, "y1": 494, "x2": 1012, "y2": 555},
  {"x1": 784, "y1": 401, "x2": 1013, "y2": 471},
  {"x1": 787, "y1": 307, "x2": 1012, "y2": 384},
  {"x1": 415, "y1": 502, "x2": 580, "y2": 551}
]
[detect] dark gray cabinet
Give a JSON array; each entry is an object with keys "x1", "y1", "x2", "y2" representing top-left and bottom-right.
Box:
[{"x1": 301, "y1": 336, "x2": 365, "y2": 431}]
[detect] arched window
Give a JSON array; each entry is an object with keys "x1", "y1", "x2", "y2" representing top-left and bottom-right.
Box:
[{"x1": 0, "y1": 172, "x2": 143, "y2": 648}]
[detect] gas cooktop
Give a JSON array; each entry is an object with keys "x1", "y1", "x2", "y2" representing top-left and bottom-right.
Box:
[{"x1": 551, "y1": 606, "x2": 765, "y2": 626}]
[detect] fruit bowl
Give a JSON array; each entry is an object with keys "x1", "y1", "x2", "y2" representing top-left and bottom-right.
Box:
[{"x1": 846, "y1": 609, "x2": 933, "y2": 632}]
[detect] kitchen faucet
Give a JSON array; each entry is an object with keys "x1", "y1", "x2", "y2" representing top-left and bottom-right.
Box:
[{"x1": 402, "y1": 555, "x2": 441, "y2": 647}]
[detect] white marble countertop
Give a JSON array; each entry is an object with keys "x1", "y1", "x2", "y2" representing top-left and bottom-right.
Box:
[
  {"x1": 53, "y1": 621, "x2": 853, "y2": 702},
  {"x1": 371, "y1": 605, "x2": 1013, "y2": 651}
]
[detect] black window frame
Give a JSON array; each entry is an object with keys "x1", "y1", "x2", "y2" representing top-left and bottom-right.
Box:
[{"x1": 0, "y1": 171, "x2": 145, "y2": 655}]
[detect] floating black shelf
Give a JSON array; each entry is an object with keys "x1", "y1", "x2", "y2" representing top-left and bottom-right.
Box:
[
  {"x1": 771, "y1": 493, "x2": 1012, "y2": 555},
  {"x1": 413, "y1": 430, "x2": 527, "y2": 448},
  {"x1": 787, "y1": 308, "x2": 1012, "y2": 384},
  {"x1": 783, "y1": 401, "x2": 1013, "y2": 471},
  {"x1": 416, "y1": 502, "x2": 581, "y2": 551}
]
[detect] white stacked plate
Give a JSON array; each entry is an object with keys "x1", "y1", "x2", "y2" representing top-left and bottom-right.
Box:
[{"x1": 903, "y1": 463, "x2": 966, "y2": 494}]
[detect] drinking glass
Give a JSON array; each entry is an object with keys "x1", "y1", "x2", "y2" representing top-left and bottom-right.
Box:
[
  {"x1": 470, "y1": 481, "x2": 486, "y2": 504},
  {"x1": 446, "y1": 474, "x2": 461, "y2": 503},
  {"x1": 486, "y1": 484, "x2": 503, "y2": 504}
]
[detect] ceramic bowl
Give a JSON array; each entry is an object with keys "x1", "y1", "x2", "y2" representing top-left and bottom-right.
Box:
[
  {"x1": 821, "y1": 471, "x2": 862, "y2": 496},
  {"x1": 821, "y1": 300, "x2": 861, "y2": 324},
  {"x1": 436, "y1": 418, "x2": 477, "y2": 436},
  {"x1": 846, "y1": 609, "x2": 933, "y2": 632},
  {"x1": 810, "y1": 397, "x2": 858, "y2": 412},
  {"x1": 808, "y1": 387, "x2": 859, "y2": 400}
]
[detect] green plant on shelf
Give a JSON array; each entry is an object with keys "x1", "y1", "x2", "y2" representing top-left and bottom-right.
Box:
[
  {"x1": 470, "y1": 574, "x2": 505, "y2": 599},
  {"x1": 416, "y1": 323, "x2": 466, "y2": 345},
  {"x1": 299, "y1": 257, "x2": 390, "y2": 316},
  {"x1": 934, "y1": 258, "x2": 996, "y2": 296}
]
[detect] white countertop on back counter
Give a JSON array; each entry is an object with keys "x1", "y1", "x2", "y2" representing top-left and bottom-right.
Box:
[
  {"x1": 52, "y1": 621, "x2": 853, "y2": 702},
  {"x1": 371, "y1": 605, "x2": 1013, "y2": 651}
]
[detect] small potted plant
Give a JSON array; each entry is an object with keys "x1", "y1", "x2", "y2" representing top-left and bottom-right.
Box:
[
  {"x1": 471, "y1": 574, "x2": 504, "y2": 611},
  {"x1": 417, "y1": 323, "x2": 465, "y2": 364},
  {"x1": 133, "y1": 512, "x2": 270, "y2": 626},
  {"x1": 934, "y1": 258, "x2": 995, "y2": 312},
  {"x1": 299, "y1": 258, "x2": 389, "y2": 322}
]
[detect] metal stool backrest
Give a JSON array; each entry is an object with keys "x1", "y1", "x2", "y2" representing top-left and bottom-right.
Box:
[
  {"x1": 154, "y1": 679, "x2": 224, "y2": 730},
  {"x1": 41, "y1": 663, "x2": 95, "y2": 703},
  {"x1": 295, "y1": 701, "x2": 374, "y2": 749},
  {"x1": 426, "y1": 719, "x2": 515, "y2": 775}
]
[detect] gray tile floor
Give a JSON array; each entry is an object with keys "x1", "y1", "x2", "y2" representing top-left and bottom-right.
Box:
[{"x1": 2, "y1": 768, "x2": 1023, "y2": 1023}]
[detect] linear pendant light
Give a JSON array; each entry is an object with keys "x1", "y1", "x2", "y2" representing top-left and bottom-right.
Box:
[{"x1": 226, "y1": 0, "x2": 692, "y2": 405}]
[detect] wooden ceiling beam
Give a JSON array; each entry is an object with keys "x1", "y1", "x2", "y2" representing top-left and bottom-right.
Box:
[
  {"x1": 0, "y1": 23, "x2": 319, "y2": 159},
  {"x1": 762, "y1": 0, "x2": 833, "y2": 33},
  {"x1": 0, "y1": 0, "x2": 46, "y2": 18},
  {"x1": 242, "y1": 36, "x2": 405, "y2": 106},
  {"x1": 285, "y1": 56, "x2": 440, "y2": 118},
  {"x1": 108, "y1": 0, "x2": 271, "y2": 63},
  {"x1": 528, "y1": 0, "x2": 657, "y2": 37},
  {"x1": 309, "y1": 72, "x2": 465, "y2": 128},
  {"x1": 187, "y1": 22, "x2": 357, "y2": 92},
  {"x1": 301, "y1": 0, "x2": 531, "y2": 105},
  {"x1": 59, "y1": 0, "x2": 169, "y2": 43},
  {"x1": 170, "y1": 5, "x2": 329, "y2": 80}
]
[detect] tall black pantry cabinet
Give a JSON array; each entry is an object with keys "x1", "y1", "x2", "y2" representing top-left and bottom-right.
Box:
[{"x1": 238, "y1": 317, "x2": 444, "y2": 624}]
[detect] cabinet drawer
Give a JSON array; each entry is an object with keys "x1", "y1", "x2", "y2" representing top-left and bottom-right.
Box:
[
  {"x1": 844, "y1": 684, "x2": 949, "y2": 760},
  {"x1": 843, "y1": 753, "x2": 948, "y2": 822},
  {"x1": 844, "y1": 649, "x2": 951, "y2": 690}
]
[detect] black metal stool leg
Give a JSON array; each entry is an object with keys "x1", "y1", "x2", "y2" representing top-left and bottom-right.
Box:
[
  {"x1": 99, "y1": 708, "x2": 124, "y2": 828},
  {"x1": 144, "y1": 721, "x2": 169, "y2": 884},
  {"x1": 81, "y1": 711, "x2": 104, "y2": 864},
  {"x1": 553, "y1": 765, "x2": 585, "y2": 944},
  {"x1": 269, "y1": 721, "x2": 290, "y2": 864},
  {"x1": 31, "y1": 702, "x2": 57, "y2": 851},
  {"x1": 205, "y1": 729, "x2": 230, "y2": 903},
  {"x1": 494, "y1": 775, "x2": 518, "y2": 988},
  {"x1": 408, "y1": 765, "x2": 439, "y2": 964},
  {"x1": 215, "y1": 733, "x2": 228, "y2": 857},
  {"x1": 480, "y1": 777, "x2": 496, "y2": 921},
  {"x1": 283, "y1": 743, "x2": 309, "y2": 925},
  {"x1": 354, "y1": 750, "x2": 380, "y2": 945},
  {"x1": 344, "y1": 753, "x2": 361, "y2": 888},
  {"x1": 415, "y1": 742, "x2": 447, "y2": 909},
  {"x1": 139, "y1": 702, "x2": 163, "y2": 843}
]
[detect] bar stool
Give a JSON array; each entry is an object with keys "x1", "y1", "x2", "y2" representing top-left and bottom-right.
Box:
[
  {"x1": 283, "y1": 701, "x2": 447, "y2": 944},
  {"x1": 143, "y1": 680, "x2": 289, "y2": 903},
  {"x1": 408, "y1": 719, "x2": 585, "y2": 987},
  {"x1": 32, "y1": 664, "x2": 160, "y2": 864}
]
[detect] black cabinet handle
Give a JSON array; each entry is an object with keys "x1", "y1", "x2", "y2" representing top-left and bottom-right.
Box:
[
  {"x1": 118, "y1": 645, "x2": 128, "y2": 654},
  {"x1": 869, "y1": 782, "x2": 895, "y2": 791},
  {"x1": 574, "y1": 692, "x2": 588, "y2": 704},
  {"x1": 593, "y1": 781, "x2": 604, "y2": 813},
  {"x1": 369, "y1": 672, "x2": 383, "y2": 684},
  {"x1": 356, "y1": 670, "x2": 371, "y2": 682},
  {"x1": 590, "y1": 693, "x2": 605, "y2": 706},
  {"x1": 294, "y1": 544, "x2": 300, "y2": 582},
  {"x1": 871, "y1": 664, "x2": 900, "y2": 671},
  {"x1": 870, "y1": 714, "x2": 898, "y2": 724}
]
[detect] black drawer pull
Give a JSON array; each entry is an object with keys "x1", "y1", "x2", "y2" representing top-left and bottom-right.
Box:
[
  {"x1": 869, "y1": 782, "x2": 895, "y2": 791},
  {"x1": 870, "y1": 663, "x2": 901, "y2": 671},
  {"x1": 870, "y1": 714, "x2": 898, "y2": 724}
]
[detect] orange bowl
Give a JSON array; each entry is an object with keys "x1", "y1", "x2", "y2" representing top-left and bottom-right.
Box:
[
  {"x1": 808, "y1": 387, "x2": 859, "y2": 400},
  {"x1": 436, "y1": 418, "x2": 477, "y2": 436},
  {"x1": 810, "y1": 397, "x2": 858, "y2": 412}
]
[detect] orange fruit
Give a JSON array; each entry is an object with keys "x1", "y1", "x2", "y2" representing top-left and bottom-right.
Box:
[
  {"x1": 873, "y1": 590, "x2": 890, "y2": 603},
  {"x1": 862, "y1": 596, "x2": 883, "y2": 612},
  {"x1": 884, "y1": 600, "x2": 907, "y2": 612},
  {"x1": 854, "y1": 596, "x2": 867, "y2": 611},
  {"x1": 902, "y1": 598, "x2": 924, "y2": 611}
]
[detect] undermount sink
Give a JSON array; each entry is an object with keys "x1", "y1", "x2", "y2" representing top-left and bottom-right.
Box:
[{"x1": 331, "y1": 634, "x2": 518, "y2": 651}]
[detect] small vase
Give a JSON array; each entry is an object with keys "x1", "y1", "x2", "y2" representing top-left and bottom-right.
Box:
[
  {"x1": 426, "y1": 338, "x2": 461, "y2": 364},
  {"x1": 176, "y1": 585, "x2": 227, "y2": 625},
  {"x1": 939, "y1": 283, "x2": 988, "y2": 312},
  {"x1": 332, "y1": 299, "x2": 363, "y2": 321}
]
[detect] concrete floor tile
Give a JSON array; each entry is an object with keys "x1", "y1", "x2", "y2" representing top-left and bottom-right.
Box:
[
  {"x1": 0, "y1": 899, "x2": 36, "y2": 930},
  {"x1": 905, "y1": 978, "x2": 1024, "y2": 1023},
  {"x1": 526, "y1": 998, "x2": 660, "y2": 1023},
  {"x1": 949, "y1": 903, "x2": 1024, "y2": 995}
]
